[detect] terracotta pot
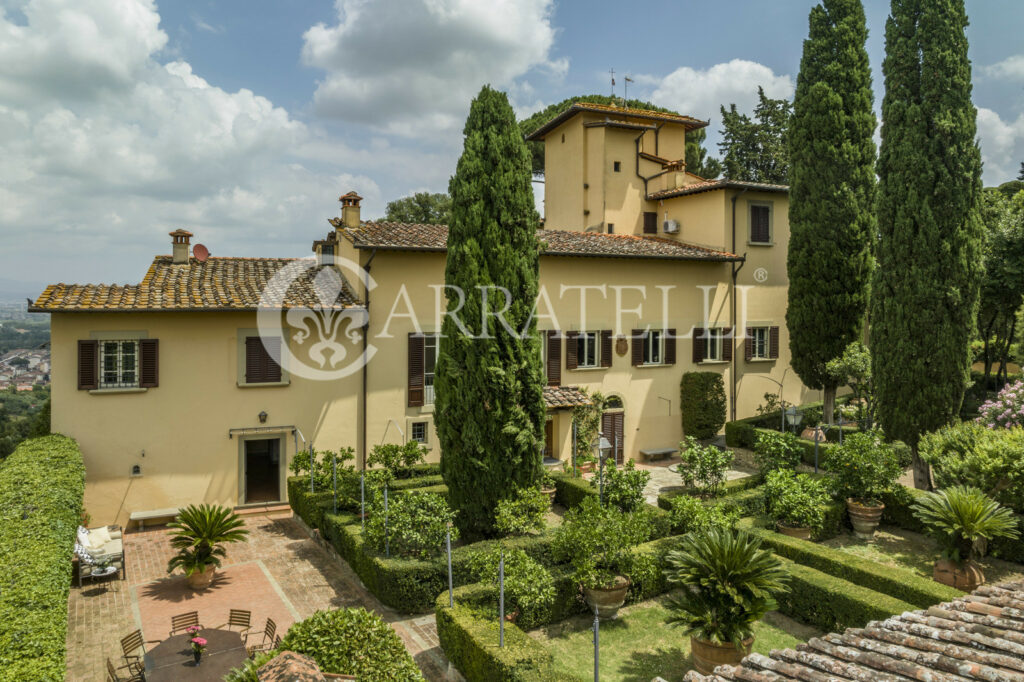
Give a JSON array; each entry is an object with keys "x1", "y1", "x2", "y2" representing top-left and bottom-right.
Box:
[
  {"x1": 578, "y1": 462, "x2": 595, "y2": 474},
  {"x1": 690, "y1": 636, "x2": 753, "y2": 675},
  {"x1": 504, "y1": 609, "x2": 520, "y2": 624},
  {"x1": 582, "y1": 575, "x2": 630, "y2": 619},
  {"x1": 541, "y1": 487, "x2": 557, "y2": 507},
  {"x1": 776, "y1": 522, "x2": 813, "y2": 541},
  {"x1": 846, "y1": 499, "x2": 884, "y2": 539},
  {"x1": 186, "y1": 565, "x2": 216, "y2": 590},
  {"x1": 934, "y1": 558, "x2": 984, "y2": 591}
]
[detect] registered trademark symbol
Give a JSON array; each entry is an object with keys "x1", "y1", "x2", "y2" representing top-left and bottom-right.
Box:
[{"x1": 753, "y1": 268, "x2": 768, "y2": 283}]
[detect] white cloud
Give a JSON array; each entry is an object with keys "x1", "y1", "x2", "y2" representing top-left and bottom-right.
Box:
[
  {"x1": 651, "y1": 59, "x2": 794, "y2": 124},
  {"x1": 976, "y1": 107, "x2": 1024, "y2": 185},
  {"x1": 983, "y1": 55, "x2": 1024, "y2": 81},
  {"x1": 301, "y1": 0, "x2": 563, "y2": 135}
]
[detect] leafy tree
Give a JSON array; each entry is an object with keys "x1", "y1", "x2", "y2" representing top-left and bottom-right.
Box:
[
  {"x1": 872, "y1": 0, "x2": 984, "y2": 488},
  {"x1": 718, "y1": 87, "x2": 792, "y2": 183},
  {"x1": 977, "y1": 189, "x2": 1024, "y2": 384},
  {"x1": 787, "y1": 0, "x2": 876, "y2": 424},
  {"x1": 825, "y1": 341, "x2": 874, "y2": 427},
  {"x1": 518, "y1": 95, "x2": 721, "y2": 178},
  {"x1": 435, "y1": 86, "x2": 546, "y2": 539},
  {"x1": 381, "y1": 191, "x2": 451, "y2": 224},
  {"x1": 1019, "y1": 161, "x2": 1024, "y2": 181}
]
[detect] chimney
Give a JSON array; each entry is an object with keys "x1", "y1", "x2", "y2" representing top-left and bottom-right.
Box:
[
  {"x1": 169, "y1": 229, "x2": 193, "y2": 264},
  {"x1": 339, "y1": 191, "x2": 363, "y2": 229}
]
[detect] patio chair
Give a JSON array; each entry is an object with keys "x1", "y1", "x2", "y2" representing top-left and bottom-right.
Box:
[
  {"x1": 223, "y1": 608, "x2": 252, "y2": 633},
  {"x1": 246, "y1": 617, "x2": 277, "y2": 658},
  {"x1": 75, "y1": 524, "x2": 125, "y2": 587},
  {"x1": 118, "y1": 630, "x2": 147, "y2": 675},
  {"x1": 170, "y1": 610, "x2": 204, "y2": 636},
  {"x1": 106, "y1": 657, "x2": 144, "y2": 682}
]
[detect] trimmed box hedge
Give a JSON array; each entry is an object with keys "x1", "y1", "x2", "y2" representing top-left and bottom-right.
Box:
[
  {"x1": 390, "y1": 474, "x2": 445, "y2": 491},
  {"x1": 656, "y1": 475, "x2": 763, "y2": 511},
  {"x1": 777, "y1": 557, "x2": 918, "y2": 632},
  {"x1": 746, "y1": 527, "x2": 961, "y2": 607},
  {"x1": 0, "y1": 435, "x2": 85, "y2": 681}
]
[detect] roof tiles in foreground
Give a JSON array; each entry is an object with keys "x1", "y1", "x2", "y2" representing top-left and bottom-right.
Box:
[
  {"x1": 684, "y1": 581, "x2": 1024, "y2": 682},
  {"x1": 542, "y1": 385, "x2": 591, "y2": 409}
]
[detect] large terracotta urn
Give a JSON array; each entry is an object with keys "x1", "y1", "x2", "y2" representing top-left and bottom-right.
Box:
[
  {"x1": 776, "y1": 522, "x2": 813, "y2": 541},
  {"x1": 691, "y1": 636, "x2": 753, "y2": 675},
  {"x1": 582, "y1": 575, "x2": 630, "y2": 619},
  {"x1": 846, "y1": 499, "x2": 884, "y2": 539},
  {"x1": 934, "y1": 558, "x2": 984, "y2": 591},
  {"x1": 186, "y1": 565, "x2": 216, "y2": 590}
]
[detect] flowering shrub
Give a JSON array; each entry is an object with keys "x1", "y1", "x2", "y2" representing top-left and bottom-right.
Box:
[
  {"x1": 677, "y1": 436, "x2": 734, "y2": 497},
  {"x1": 763, "y1": 470, "x2": 831, "y2": 530},
  {"x1": 753, "y1": 431, "x2": 803, "y2": 474},
  {"x1": 823, "y1": 431, "x2": 901, "y2": 506},
  {"x1": 977, "y1": 380, "x2": 1024, "y2": 429},
  {"x1": 599, "y1": 460, "x2": 651, "y2": 512}
]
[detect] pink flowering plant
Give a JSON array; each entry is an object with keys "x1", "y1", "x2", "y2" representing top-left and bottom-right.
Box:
[
  {"x1": 185, "y1": 625, "x2": 201, "y2": 635},
  {"x1": 977, "y1": 380, "x2": 1024, "y2": 429},
  {"x1": 190, "y1": 636, "x2": 207, "y2": 654}
]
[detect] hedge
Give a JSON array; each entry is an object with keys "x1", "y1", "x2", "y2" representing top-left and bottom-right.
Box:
[
  {"x1": 0, "y1": 435, "x2": 85, "y2": 681},
  {"x1": 746, "y1": 527, "x2": 961, "y2": 607},
  {"x1": 550, "y1": 472, "x2": 595, "y2": 509},
  {"x1": 390, "y1": 474, "x2": 445, "y2": 491},
  {"x1": 656, "y1": 475, "x2": 763, "y2": 510},
  {"x1": 777, "y1": 558, "x2": 918, "y2": 632}
]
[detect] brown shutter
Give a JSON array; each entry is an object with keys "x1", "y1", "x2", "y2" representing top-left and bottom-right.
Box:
[
  {"x1": 613, "y1": 412, "x2": 624, "y2": 464},
  {"x1": 665, "y1": 329, "x2": 676, "y2": 365},
  {"x1": 600, "y1": 330, "x2": 612, "y2": 368},
  {"x1": 408, "y1": 333, "x2": 424, "y2": 407},
  {"x1": 751, "y1": 205, "x2": 770, "y2": 242},
  {"x1": 245, "y1": 337, "x2": 262, "y2": 383},
  {"x1": 139, "y1": 339, "x2": 159, "y2": 388},
  {"x1": 263, "y1": 337, "x2": 282, "y2": 383},
  {"x1": 745, "y1": 328, "x2": 754, "y2": 362},
  {"x1": 769, "y1": 326, "x2": 780, "y2": 359},
  {"x1": 77, "y1": 340, "x2": 98, "y2": 390},
  {"x1": 643, "y1": 211, "x2": 657, "y2": 234},
  {"x1": 631, "y1": 329, "x2": 644, "y2": 366},
  {"x1": 692, "y1": 328, "x2": 705, "y2": 364},
  {"x1": 565, "y1": 331, "x2": 579, "y2": 370},
  {"x1": 546, "y1": 331, "x2": 561, "y2": 386},
  {"x1": 722, "y1": 327, "x2": 733, "y2": 362}
]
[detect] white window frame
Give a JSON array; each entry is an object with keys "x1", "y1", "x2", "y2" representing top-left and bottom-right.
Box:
[
  {"x1": 643, "y1": 329, "x2": 665, "y2": 365},
  {"x1": 423, "y1": 333, "x2": 439, "y2": 405},
  {"x1": 99, "y1": 340, "x2": 139, "y2": 389},
  {"x1": 750, "y1": 327, "x2": 770, "y2": 360},
  {"x1": 705, "y1": 328, "x2": 725, "y2": 361},
  {"x1": 411, "y1": 421, "x2": 428, "y2": 444},
  {"x1": 576, "y1": 331, "x2": 599, "y2": 368}
]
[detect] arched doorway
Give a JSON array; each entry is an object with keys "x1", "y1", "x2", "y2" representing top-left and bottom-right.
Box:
[{"x1": 602, "y1": 395, "x2": 625, "y2": 465}]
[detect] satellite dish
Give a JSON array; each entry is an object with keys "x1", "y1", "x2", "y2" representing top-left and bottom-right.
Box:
[{"x1": 193, "y1": 243, "x2": 210, "y2": 263}]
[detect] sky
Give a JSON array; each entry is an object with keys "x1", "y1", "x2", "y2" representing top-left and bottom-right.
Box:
[{"x1": 1, "y1": 0, "x2": 1023, "y2": 291}]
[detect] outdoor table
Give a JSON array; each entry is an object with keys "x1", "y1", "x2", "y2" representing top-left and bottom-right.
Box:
[{"x1": 144, "y1": 628, "x2": 247, "y2": 681}]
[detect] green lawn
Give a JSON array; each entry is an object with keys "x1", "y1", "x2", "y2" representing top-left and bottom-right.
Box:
[
  {"x1": 822, "y1": 526, "x2": 1024, "y2": 585},
  {"x1": 528, "y1": 594, "x2": 819, "y2": 682}
]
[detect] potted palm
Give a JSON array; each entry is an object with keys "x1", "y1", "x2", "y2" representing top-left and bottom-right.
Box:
[
  {"x1": 664, "y1": 528, "x2": 789, "y2": 675},
  {"x1": 552, "y1": 496, "x2": 648, "y2": 618},
  {"x1": 823, "y1": 431, "x2": 901, "y2": 538},
  {"x1": 912, "y1": 486, "x2": 1020, "y2": 591},
  {"x1": 167, "y1": 504, "x2": 249, "y2": 590},
  {"x1": 763, "y1": 470, "x2": 830, "y2": 540}
]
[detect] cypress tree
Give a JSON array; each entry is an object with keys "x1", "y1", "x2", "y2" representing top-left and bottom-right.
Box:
[
  {"x1": 435, "y1": 86, "x2": 546, "y2": 539},
  {"x1": 872, "y1": 0, "x2": 983, "y2": 488},
  {"x1": 786, "y1": 0, "x2": 876, "y2": 424}
]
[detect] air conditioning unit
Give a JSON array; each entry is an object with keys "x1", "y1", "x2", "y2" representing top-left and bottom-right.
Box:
[{"x1": 663, "y1": 219, "x2": 680, "y2": 234}]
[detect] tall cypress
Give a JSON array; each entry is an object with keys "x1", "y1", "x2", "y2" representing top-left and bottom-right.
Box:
[
  {"x1": 435, "y1": 86, "x2": 546, "y2": 539},
  {"x1": 786, "y1": 0, "x2": 876, "y2": 424},
  {"x1": 872, "y1": 0, "x2": 983, "y2": 488}
]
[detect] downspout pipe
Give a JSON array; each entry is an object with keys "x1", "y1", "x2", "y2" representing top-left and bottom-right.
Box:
[
  {"x1": 730, "y1": 188, "x2": 750, "y2": 422},
  {"x1": 361, "y1": 248, "x2": 378, "y2": 471},
  {"x1": 635, "y1": 133, "x2": 671, "y2": 200}
]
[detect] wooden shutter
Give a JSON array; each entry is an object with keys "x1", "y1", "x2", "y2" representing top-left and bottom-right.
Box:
[
  {"x1": 77, "y1": 340, "x2": 98, "y2": 390},
  {"x1": 600, "y1": 330, "x2": 612, "y2": 368},
  {"x1": 631, "y1": 329, "x2": 644, "y2": 366},
  {"x1": 692, "y1": 328, "x2": 705, "y2": 364},
  {"x1": 751, "y1": 205, "x2": 770, "y2": 243},
  {"x1": 722, "y1": 327, "x2": 733, "y2": 362},
  {"x1": 139, "y1": 339, "x2": 159, "y2": 388},
  {"x1": 546, "y1": 331, "x2": 561, "y2": 386},
  {"x1": 665, "y1": 329, "x2": 676, "y2": 365},
  {"x1": 769, "y1": 326, "x2": 780, "y2": 359},
  {"x1": 745, "y1": 328, "x2": 754, "y2": 361},
  {"x1": 602, "y1": 412, "x2": 625, "y2": 465},
  {"x1": 643, "y1": 211, "x2": 657, "y2": 234},
  {"x1": 408, "y1": 333, "x2": 424, "y2": 407},
  {"x1": 262, "y1": 337, "x2": 282, "y2": 383},
  {"x1": 246, "y1": 337, "x2": 281, "y2": 383},
  {"x1": 245, "y1": 337, "x2": 262, "y2": 383},
  {"x1": 565, "y1": 331, "x2": 579, "y2": 370}
]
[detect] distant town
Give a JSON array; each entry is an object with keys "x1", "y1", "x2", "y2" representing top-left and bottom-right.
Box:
[{"x1": 0, "y1": 304, "x2": 51, "y2": 391}]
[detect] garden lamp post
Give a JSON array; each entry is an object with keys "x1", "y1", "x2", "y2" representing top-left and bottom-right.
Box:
[
  {"x1": 596, "y1": 435, "x2": 613, "y2": 506},
  {"x1": 785, "y1": 406, "x2": 803, "y2": 436}
]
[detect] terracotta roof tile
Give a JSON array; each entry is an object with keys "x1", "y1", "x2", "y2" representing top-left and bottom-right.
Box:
[
  {"x1": 31, "y1": 256, "x2": 358, "y2": 312},
  {"x1": 543, "y1": 385, "x2": 592, "y2": 409},
  {"x1": 526, "y1": 102, "x2": 708, "y2": 140},
  {"x1": 684, "y1": 581, "x2": 1024, "y2": 682},
  {"x1": 344, "y1": 223, "x2": 741, "y2": 262},
  {"x1": 648, "y1": 179, "x2": 789, "y2": 200}
]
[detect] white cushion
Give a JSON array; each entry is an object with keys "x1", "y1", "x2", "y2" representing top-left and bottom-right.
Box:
[
  {"x1": 89, "y1": 526, "x2": 111, "y2": 546},
  {"x1": 76, "y1": 526, "x2": 90, "y2": 548}
]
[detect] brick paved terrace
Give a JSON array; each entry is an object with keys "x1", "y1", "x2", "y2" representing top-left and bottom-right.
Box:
[{"x1": 66, "y1": 510, "x2": 451, "y2": 681}]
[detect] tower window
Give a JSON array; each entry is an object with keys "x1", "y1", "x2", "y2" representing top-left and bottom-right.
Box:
[{"x1": 613, "y1": 161, "x2": 621, "y2": 172}]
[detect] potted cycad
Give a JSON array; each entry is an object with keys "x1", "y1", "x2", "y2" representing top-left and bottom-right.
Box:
[
  {"x1": 553, "y1": 496, "x2": 648, "y2": 618},
  {"x1": 823, "y1": 431, "x2": 901, "y2": 538},
  {"x1": 665, "y1": 528, "x2": 788, "y2": 675},
  {"x1": 763, "y1": 470, "x2": 829, "y2": 540},
  {"x1": 167, "y1": 504, "x2": 249, "y2": 589},
  {"x1": 912, "y1": 486, "x2": 1020, "y2": 591}
]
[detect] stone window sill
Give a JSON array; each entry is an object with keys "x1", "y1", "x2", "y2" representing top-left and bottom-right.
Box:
[
  {"x1": 89, "y1": 387, "x2": 148, "y2": 395},
  {"x1": 237, "y1": 381, "x2": 290, "y2": 388}
]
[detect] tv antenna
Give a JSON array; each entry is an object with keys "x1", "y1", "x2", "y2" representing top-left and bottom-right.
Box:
[
  {"x1": 609, "y1": 68, "x2": 615, "y2": 97},
  {"x1": 624, "y1": 76, "x2": 634, "y2": 103}
]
